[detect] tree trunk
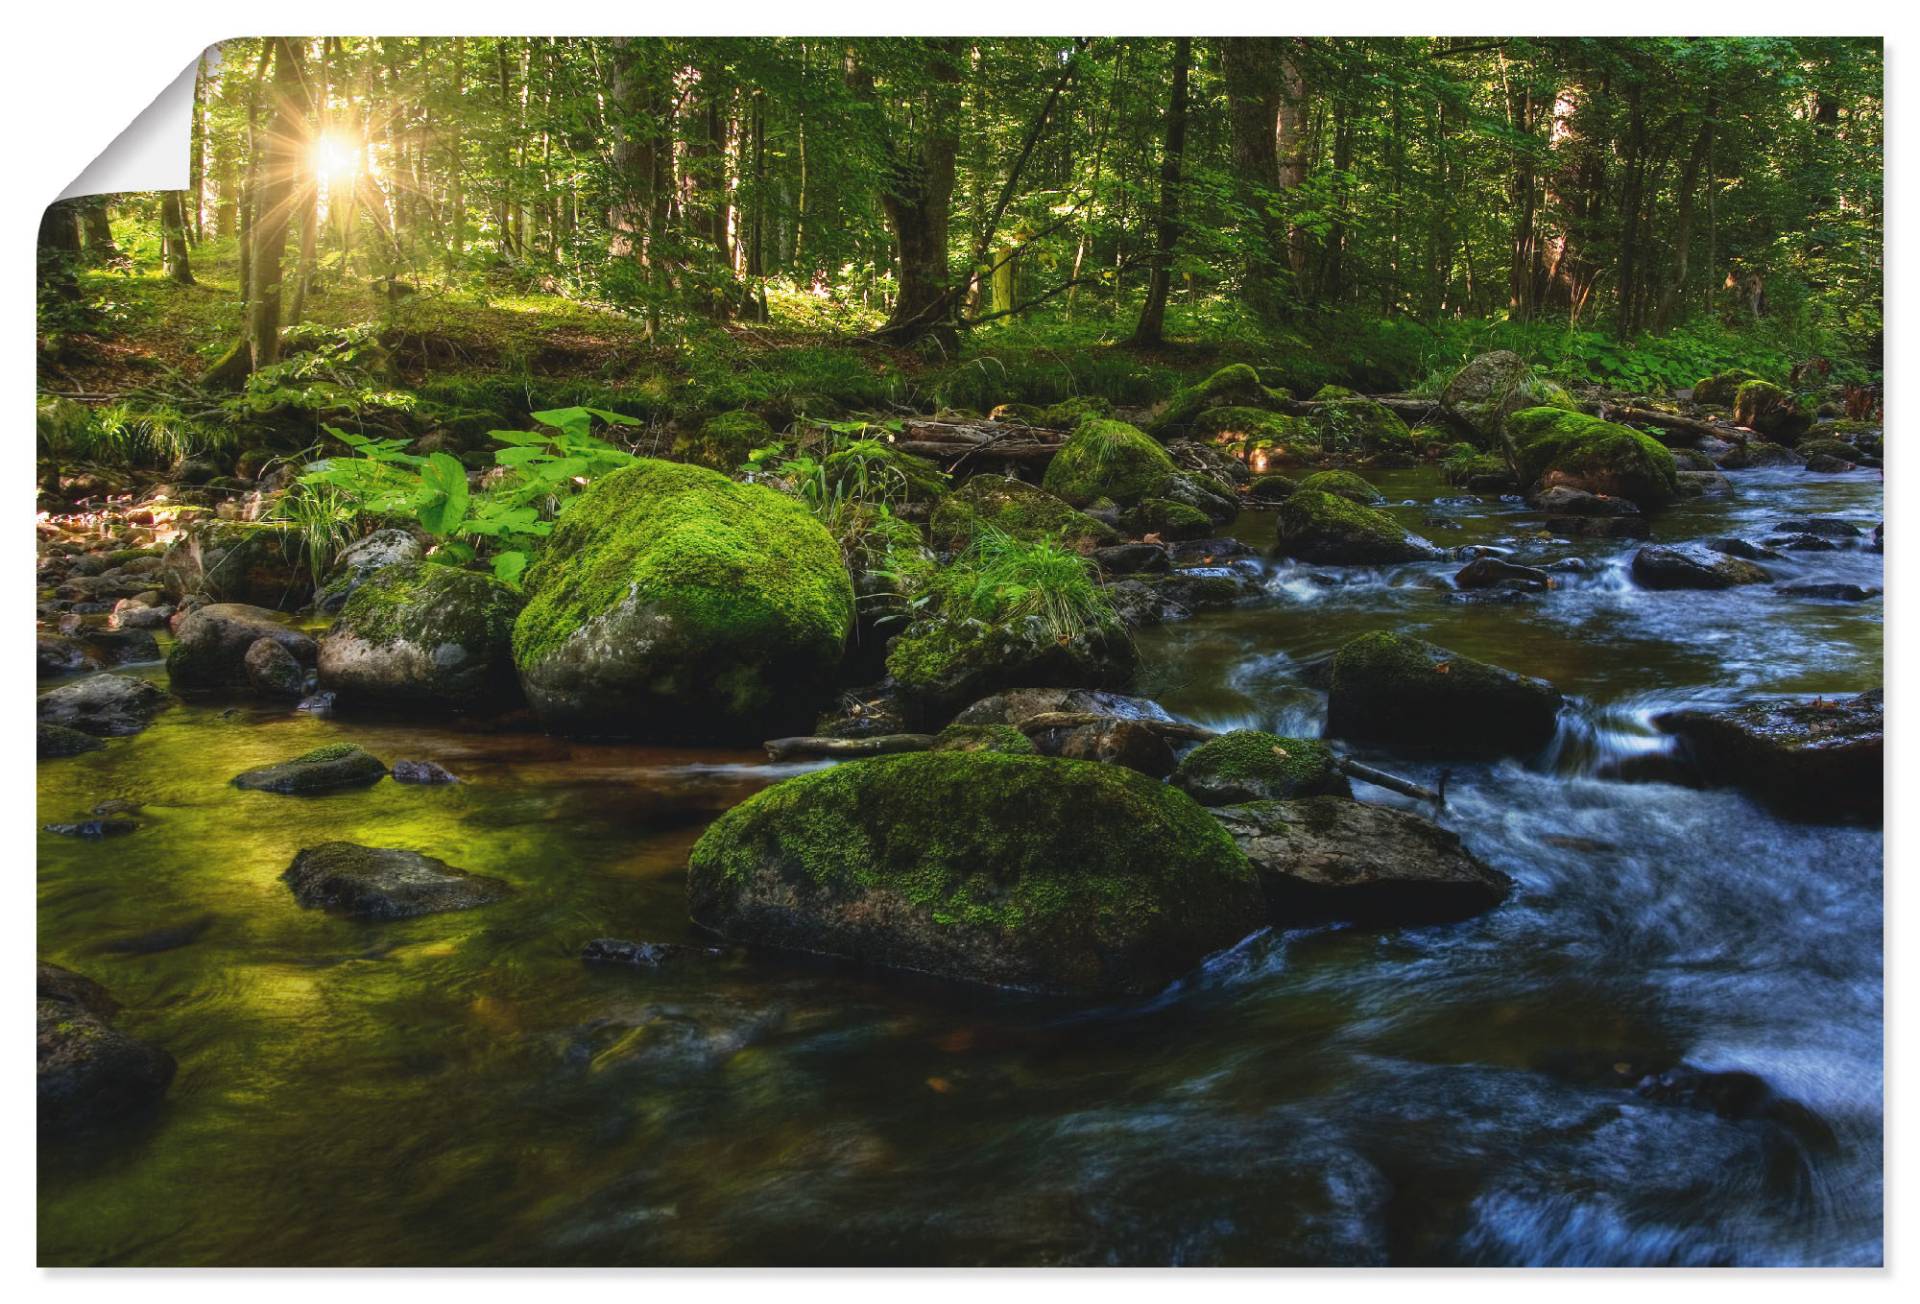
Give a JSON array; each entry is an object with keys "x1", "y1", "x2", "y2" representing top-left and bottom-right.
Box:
[
  {"x1": 160, "y1": 191, "x2": 196, "y2": 284},
  {"x1": 37, "y1": 199, "x2": 84, "y2": 305},
  {"x1": 245, "y1": 38, "x2": 308, "y2": 374},
  {"x1": 78, "y1": 198, "x2": 119, "y2": 263},
  {"x1": 871, "y1": 39, "x2": 963, "y2": 344},
  {"x1": 1655, "y1": 104, "x2": 1714, "y2": 331},
  {"x1": 1129, "y1": 37, "x2": 1191, "y2": 347}
]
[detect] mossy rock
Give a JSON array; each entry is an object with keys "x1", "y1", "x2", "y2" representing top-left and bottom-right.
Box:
[
  {"x1": 1506, "y1": 407, "x2": 1678, "y2": 509},
  {"x1": 318, "y1": 562, "x2": 524, "y2": 712},
  {"x1": 512, "y1": 458, "x2": 855, "y2": 742},
  {"x1": 1041, "y1": 419, "x2": 1179, "y2": 508},
  {"x1": 1693, "y1": 369, "x2": 1765, "y2": 407},
  {"x1": 1793, "y1": 438, "x2": 1857, "y2": 464},
  {"x1": 927, "y1": 474, "x2": 1118, "y2": 555},
  {"x1": 1302, "y1": 392, "x2": 1415, "y2": 463},
  {"x1": 686, "y1": 751, "x2": 1262, "y2": 995},
  {"x1": 1149, "y1": 365, "x2": 1288, "y2": 436},
  {"x1": 1248, "y1": 474, "x2": 1300, "y2": 503},
  {"x1": 1296, "y1": 470, "x2": 1384, "y2": 505},
  {"x1": 1326, "y1": 631, "x2": 1563, "y2": 758},
  {"x1": 1441, "y1": 351, "x2": 1576, "y2": 441},
  {"x1": 166, "y1": 603, "x2": 317, "y2": 691},
  {"x1": 991, "y1": 395, "x2": 1113, "y2": 428},
  {"x1": 1188, "y1": 406, "x2": 1309, "y2": 459},
  {"x1": 1172, "y1": 731, "x2": 1350, "y2": 806},
  {"x1": 170, "y1": 521, "x2": 313, "y2": 611},
  {"x1": 1273, "y1": 490, "x2": 1442, "y2": 565},
  {"x1": 1732, "y1": 381, "x2": 1814, "y2": 442},
  {"x1": 821, "y1": 442, "x2": 950, "y2": 504},
  {"x1": 673, "y1": 410, "x2": 774, "y2": 470},
  {"x1": 931, "y1": 723, "x2": 1037, "y2": 755},
  {"x1": 38, "y1": 722, "x2": 106, "y2": 759},
  {"x1": 885, "y1": 610, "x2": 1135, "y2": 716},
  {"x1": 1120, "y1": 498, "x2": 1212, "y2": 541},
  {"x1": 231, "y1": 743, "x2": 389, "y2": 793}
]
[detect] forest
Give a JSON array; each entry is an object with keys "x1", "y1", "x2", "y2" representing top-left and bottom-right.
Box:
[{"x1": 37, "y1": 35, "x2": 1884, "y2": 1269}]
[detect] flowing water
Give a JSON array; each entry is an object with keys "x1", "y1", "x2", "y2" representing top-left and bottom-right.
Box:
[{"x1": 37, "y1": 466, "x2": 1883, "y2": 1266}]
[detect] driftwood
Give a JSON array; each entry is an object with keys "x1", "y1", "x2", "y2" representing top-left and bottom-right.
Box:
[
  {"x1": 887, "y1": 419, "x2": 1069, "y2": 469},
  {"x1": 763, "y1": 734, "x2": 934, "y2": 761},
  {"x1": 1585, "y1": 401, "x2": 1750, "y2": 444},
  {"x1": 1335, "y1": 757, "x2": 1447, "y2": 807}
]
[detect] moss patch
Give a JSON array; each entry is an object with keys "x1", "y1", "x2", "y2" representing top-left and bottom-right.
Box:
[
  {"x1": 673, "y1": 410, "x2": 774, "y2": 470},
  {"x1": 931, "y1": 723, "x2": 1036, "y2": 755},
  {"x1": 1041, "y1": 418, "x2": 1178, "y2": 508},
  {"x1": 1506, "y1": 406, "x2": 1678, "y2": 508},
  {"x1": 1296, "y1": 469, "x2": 1382, "y2": 503},
  {"x1": 927, "y1": 475, "x2": 1118, "y2": 554},
  {"x1": 1273, "y1": 489, "x2": 1439, "y2": 564},
  {"x1": 1172, "y1": 730, "x2": 1349, "y2": 805}
]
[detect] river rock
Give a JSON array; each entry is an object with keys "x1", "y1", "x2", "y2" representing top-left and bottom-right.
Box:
[
  {"x1": 1769, "y1": 517, "x2": 1861, "y2": 540},
  {"x1": 1325, "y1": 631, "x2": 1563, "y2": 757},
  {"x1": 38, "y1": 722, "x2": 106, "y2": 759},
  {"x1": 927, "y1": 474, "x2": 1119, "y2": 554},
  {"x1": 686, "y1": 751, "x2": 1262, "y2": 995},
  {"x1": 885, "y1": 608, "x2": 1134, "y2": 718},
  {"x1": 281, "y1": 842, "x2": 512, "y2": 918},
  {"x1": 1732, "y1": 380, "x2": 1814, "y2": 442},
  {"x1": 311, "y1": 529, "x2": 426, "y2": 613},
  {"x1": 1172, "y1": 731, "x2": 1350, "y2": 806},
  {"x1": 1441, "y1": 350, "x2": 1576, "y2": 439},
  {"x1": 37, "y1": 673, "x2": 171, "y2": 737},
  {"x1": 1528, "y1": 485, "x2": 1641, "y2": 516},
  {"x1": 168, "y1": 520, "x2": 312, "y2": 610},
  {"x1": 1296, "y1": 469, "x2": 1385, "y2": 504},
  {"x1": 512, "y1": 459, "x2": 855, "y2": 742},
  {"x1": 232, "y1": 743, "x2": 388, "y2": 793},
  {"x1": 319, "y1": 561, "x2": 523, "y2": 712},
  {"x1": 1093, "y1": 542, "x2": 1172, "y2": 576},
  {"x1": 930, "y1": 723, "x2": 1038, "y2": 755},
  {"x1": 38, "y1": 963, "x2": 176, "y2": 1133},
  {"x1": 1053, "y1": 718, "x2": 1177, "y2": 777},
  {"x1": 1631, "y1": 545, "x2": 1771, "y2": 590},
  {"x1": 166, "y1": 603, "x2": 318, "y2": 691},
  {"x1": 1506, "y1": 408, "x2": 1678, "y2": 509},
  {"x1": 1707, "y1": 537, "x2": 1783, "y2": 562},
  {"x1": 1043, "y1": 419, "x2": 1182, "y2": 508},
  {"x1": 1212, "y1": 797, "x2": 1513, "y2": 927},
  {"x1": 581, "y1": 937, "x2": 725, "y2": 969},
  {"x1": 1274, "y1": 490, "x2": 1444, "y2": 565},
  {"x1": 1714, "y1": 442, "x2": 1804, "y2": 470},
  {"x1": 954, "y1": 687, "x2": 1175, "y2": 728},
  {"x1": 392, "y1": 759, "x2": 460, "y2": 784},
  {"x1": 244, "y1": 637, "x2": 309, "y2": 698},
  {"x1": 1455, "y1": 557, "x2": 1554, "y2": 592},
  {"x1": 1656, "y1": 688, "x2": 1882, "y2": 822},
  {"x1": 1779, "y1": 583, "x2": 1877, "y2": 602}
]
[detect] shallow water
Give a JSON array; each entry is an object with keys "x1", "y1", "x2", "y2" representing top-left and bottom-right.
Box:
[{"x1": 38, "y1": 465, "x2": 1883, "y2": 1266}]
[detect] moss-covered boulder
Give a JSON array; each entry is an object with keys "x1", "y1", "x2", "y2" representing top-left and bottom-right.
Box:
[
  {"x1": 318, "y1": 562, "x2": 524, "y2": 712},
  {"x1": 1693, "y1": 369, "x2": 1765, "y2": 407},
  {"x1": 1041, "y1": 419, "x2": 1179, "y2": 508},
  {"x1": 1189, "y1": 406, "x2": 1310, "y2": 461},
  {"x1": 673, "y1": 410, "x2": 774, "y2": 470},
  {"x1": 1296, "y1": 469, "x2": 1384, "y2": 504},
  {"x1": 1441, "y1": 350, "x2": 1576, "y2": 440},
  {"x1": 1326, "y1": 631, "x2": 1563, "y2": 757},
  {"x1": 512, "y1": 459, "x2": 855, "y2": 742},
  {"x1": 1149, "y1": 364, "x2": 1286, "y2": 436},
  {"x1": 167, "y1": 603, "x2": 317, "y2": 691},
  {"x1": 38, "y1": 964, "x2": 176, "y2": 1134},
  {"x1": 312, "y1": 528, "x2": 424, "y2": 614},
  {"x1": 686, "y1": 751, "x2": 1262, "y2": 995},
  {"x1": 168, "y1": 521, "x2": 313, "y2": 610},
  {"x1": 927, "y1": 474, "x2": 1118, "y2": 554},
  {"x1": 1793, "y1": 437, "x2": 1858, "y2": 465},
  {"x1": 1732, "y1": 381, "x2": 1814, "y2": 442},
  {"x1": 1172, "y1": 731, "x2": 1350, "y2": 806},
  {"x1": 1302, "y1": 388, "x2": 1416, "y2": 462},
  {"x1": 1248, "y1": 474, "x2": 1300, "y2": 503},
  {"x1": 821, "y1": 442, "x2": 950, "y2": 504},
  {"x1": 885, "y1": 609, "x2": 1136, "y2": 717},
  {"x1": 1273, "y1": 490, "x2": 1443, "y2": 565},
  {"x1": 1506, "y1": 407, "x2": 1679, "y2": 509},
  {"x1": 1119, "y1": 498, "x2": 1212, "y2": 541},
  {"x1": 990, "y1": 395, "x2": 1112, "y2": 428},
  {"x1": 231, "y1": 743, "x2": 389, "y2": 793}
]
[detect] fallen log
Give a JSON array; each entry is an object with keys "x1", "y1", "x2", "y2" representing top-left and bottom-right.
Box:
[
  {"x1": 894, "y1": 440, "x2": 1061, "y2": 464},
  {"x1": 1585, "y1": 402, "x2": 1750, "y2": 444},
  {"x1": 763, "y1": 734, "x2": 934, "y2": 761},
  {"x1": 1335, "y1": 756, "x2": 1447, "y2": 807}
]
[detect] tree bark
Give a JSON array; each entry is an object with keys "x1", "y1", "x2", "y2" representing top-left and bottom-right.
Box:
[
  {"x1": 160, "y1": 191, "x2": 196, "y2": 284},
  {"x1": 245, "y1": 38, "x2": 309, "y2": 374},
  {"x1": 1129, "y1": 37, "x2": 1191, "y2": 347},
  {"x1": 870, "y1": 38, "x2": 963, "y2": 344}
]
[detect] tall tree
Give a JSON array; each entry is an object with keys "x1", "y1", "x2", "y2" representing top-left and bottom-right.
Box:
[{"x1": 1129, "y1": 37, "x2": 1190, "y2": 346}]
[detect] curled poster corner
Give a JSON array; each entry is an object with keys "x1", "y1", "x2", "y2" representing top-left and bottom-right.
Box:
[{"x1": 57, "y1": 46, "x2": 220, "y2": 201}]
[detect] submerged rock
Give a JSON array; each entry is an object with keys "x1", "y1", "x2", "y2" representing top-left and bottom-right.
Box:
[
  {"x1": 1630, "y1": 545, "x2": 1772, "y2": 591},
  {"x1": 512, "y1": 459, "x2": 855, "y2": 742},
  {"x1": 686, "y1": 751, "x2": 1262, "y2": 995},
  {"x1": 166, "y1": 603, "x2": 317, "y2": 691},
  {"x1": 1212, "y1": 797, "x2": 1513, "y2": 927},
  {"x1": 581, "y1": 937, "x2": 725, "y2": 969},
  {"x1": 38, "y1": 963, "x2": 176, "y2": 1134},
  {"x1": 281, "y1": 842, "x2": 512, "y2": 918},
  {"x1": 231, "y1": 743, "x2": 388, "y2": 793},
  {"x1": 37, "y1": 722, "x2": 105, "y2": 759},
  {"x1": 1273, "y1": 490, "x2": 1444, "y2": 565},
  {"x1": 1172, "y1": 731, "x2": 1350, "y2": 806},
  {"x1": 37, "y1": 673, "x2": 171, "y2": 737},
  {"x1": 1325, "y1": 631, "x2": 1563, "y2": 758},
  {"x1": 1656, "y1": 689, "x2": 1882, "y2": 823},
  {"x1": 319, "y1": 562, "x2": 523, "y2": 712},
  {"x1": 392, "y1": 759, "x2": 460, "y2": 784}
]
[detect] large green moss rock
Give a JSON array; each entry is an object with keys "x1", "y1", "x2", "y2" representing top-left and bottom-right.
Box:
[
  {"x1": 512, "y1": 459, "x2": 855, "y2": 742},
  {"x1": 1302, "y1": 388, "x2": 1416, "y2": 462},
  {"x1": 1693, "y1": 369, "x2": 1765, "y2": 407},
  {"x1": 1326, "y1": 631, "x2": 1563, "y2": 757},
  {"x1": 927, "y1": 474, "x2": 1118, "y2": 554},
  {"x1": 885, "y1": 609, "x2": 1136, "y2": 716},
  {"x1": 1172, "y1": 731, "x2": 1350, "y2": 806},
  {"x1": 1041, "y1": 419, "x2": 1179, "y2": 508},
  {"x1": 1149, "y1": 364, "x2": 1287, "y2": 436},
  {"x1": 318, "y1": 562, "x2": 524, "y2": 711},
  {"x1": 1732, "y1": 381, "x2": 1814, "y2": 442},
  {"x1": 821, "y1": 442, "x2": 950, "y2": 504},
  {"x1": 686, "y1": 751, "x2": 1263, "y2": 994},
  {"x1": 1506, "y1": 407, "x2": 1679, "y2": 509},
  {"x1": 1189, "y1": 407, "x2": 1311, "y2": 465},
  {"x1": 232, "y1": 743, "x2": 389, "y2": 793},
  {"x1": 1296, "y1": 469, "x2": 1384, "y2": 504},
  {"x1": 1441, "y1": 350, "x2": 1576, "y2": 440},
  {"x1": 169, "y1": 521, "x2": 313, "y2": 610},
  {"x1": 1273, "y1": 490, "x2": 1443, "y2": 565},
  {"x1": 672, "y1": 410, "x2": 773, "y2": 470}
]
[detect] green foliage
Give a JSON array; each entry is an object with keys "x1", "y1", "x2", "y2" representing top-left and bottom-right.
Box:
[{"x1": 918, "y1": 528, "x2": 1120, "y2": 649}]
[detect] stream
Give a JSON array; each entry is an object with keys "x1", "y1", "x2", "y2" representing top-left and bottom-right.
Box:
[{"x1": 37, "y1": 464, "x2": 1883, "y2": 1266}]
